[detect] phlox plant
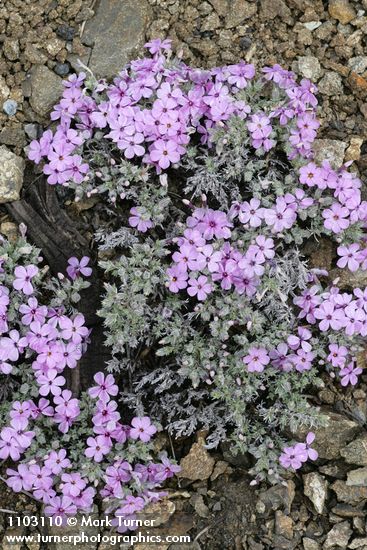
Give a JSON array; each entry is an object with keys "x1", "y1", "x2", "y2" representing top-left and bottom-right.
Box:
[
  {"x1": 0, "y1": 232, "x2": 179, "y2": 526},
  {"x1": 27, "y1": 39, "x2": 367, "y2": 481}
]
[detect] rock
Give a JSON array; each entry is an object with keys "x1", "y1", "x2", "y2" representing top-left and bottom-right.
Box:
[
  {"x1": 348, "y1": 57, "x2": 367, "y2": 74},
  {"x1": 0, "y1": 146, "x2": 24, "y2": 203},
  {"x1": 24, "y1": 44, "x2": 48, "y2": 65},
  {"x1": 211, "y1": 460, "x2": 230, "y2": 481},
  {"x1": 24, "y1": 124, "x2": 39, "y2": 140},
  {"x1": 0, "y1": 128, "x2": 26, "y2": 148},
  {"x1": 225, "y1": 0, "x2": 257, "y2": 28},
  {"x1": 54, "y1": 63, "x2": 70, "y2": 77},
  {"x1": 345, "y1": 137, "x2": 363, "y2": 162},
  {"x1": 45, "y1": 38, "x2": 64, "y2": 57},
  {"x1": 323, "y1": 521, "x2": 352, "y2": 550},
  {"x1": 349, "y1": 539, "x2": 367, "y2": 549},
  {"x1": 303, "y1": 473, "x2": 328, "y2": 514},
  {"x1": 3, "y1": 38, "x2": 20, "y2": 61},
  {"x1": 303, "y1": 538, "x2": 321, "y2": 550},
  {"x1": 260, "y1": 0, "x2": 292, "y2": 23},
  {"x1": 142, "y1": 499, "x2": 175, "y2": 525},
  {"x1": 258, "y1": 481, "x2": 295, "y2": 514},
  {"x1": 2, "y1": 527, "x2": 25, "y2": 550},
  {"x1": 0, "y1": 222, "x2": 19, "y2": 242},
  {"x1": 201, "y1": 12, "x2": 221, "y2": 31},
  {"x1": 328, "y1": 0, "x2": 356, "y2": 24},
  {"x1": 296, "y1": 56, "x2": 322, "y2": 81},
  {"x1": 348, "y1": 72, "x2": 367, "y2": 97},
  {"x1": 190, "y1": 493, "x2": 210, "y2": 518},
  {"x1": 180, "y1": 433, "x2": 215, "y2": 481},
  {"x1": 3, "y1": 99, "x2": 18, "y2": 116},
  {"x1": 0, "y1": 76, "x2": 10, "y2": 105},
  {"x1": 318, "y1": 72, "x2": 343, "y2": 96},
  {"x1": 341, "y1": 435, "x2": 367, "y2": 465},
  {"x1": 239, "y1": 36, "x2": 252, "y2": 51},
  {"x1": 83, "y1": 0, "x2": 151, "y2": 78},
  {"x1": 313, "y1": 140, "x2": 347, "y2": 169},
  {"x1": 346, "y1": 468, "x2": 367, "y2": 487},
  {"x1": 29, "y1": 65, "x2": 63, "y2": 117},
  {"x1": 56, "y1": 24, "x2": 75, "y2": 41},
  {"x1": 275, "y1": 511, "x2": 294, "y2": 540},
  {"x1": 331, "y1": 480, "x2": 367, "y2": 504},
  {"x1": 332, "y1": 504, "x2": 365, "y2": 518},
  {"x1": 303, "y1": 21, "x2": 322, "y2": 31}
]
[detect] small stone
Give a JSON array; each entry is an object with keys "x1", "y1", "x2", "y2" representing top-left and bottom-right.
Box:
[
  {"x1": 3, "y1": 38, "x2": 20, "y2": 61},
  {"x1": 323, "y1": 521, "x2": 352, "y2": 549},
  {"x1": 303, "y1": 473, "x2": 328, "y2": 514},
  {"x1": 180, "y1": 433, "x2": 215, "y2": 481},
  {"x1": 190, "y1": 494, "x2": 209, "y2": 518},
  {"x1": 303, "y1": 538, "x2": 320, "y2": 550},
  {"x1": 239, "y1": 36, "x2": 252, "y2": 50},
  {"x1": 297, "y1": 56, "x2": 322, "y2": 80},
  {"x1": 142, "y1": 499, "x2": 175, "y2": 526},
  {"x1": 348, "y1": 72, "x2": 367, "y2": 97},
  {"x1": 331, "y1": 480, "x2": 367, "y2": 504},
  {"x1": 346, "y1": 467, "x2": 367, "y2": 486},
  {"x1": 3, "y1": 99, "x2": 18, "y2": 116},
  {"x1": 56, "y1": 24, "x2": 75, "y2": 41},
  {"x1": 303, "y1": 21, "x2": 322, "y2": 31},
  {"x1": 329, "y1": 0, "x2": 356, "y2": 24},
  {"x1": 260, "y1": 0, "x2": 292, "y2": 22},
  {"x1": 345, "y1": 137, "x2": 364, "y2": 162},
  {"x1": 341, "y1": 435, "x2": 367, "y2": 465},
  {"x1": 349, "y1": 539, "x2": 367, "y2": 549},
  {"x1": 0, "y1": 146, "x2": 24, "y2": 203},
  {"x1": 24, "y1": 124, "x2": 39, "y2": 140},
  {"x1": 211, "y1": 460, "x2": 230, "y2": 481},
  {"x1": 225, "y1": 0, "x2": 257, "y2": 28},
  {"x1": 0, "y1": 76, "x2": 10, "y2": 105},
  {"x1": 201, "y1": 12, "x2": 221, "y2": 31},
  {"x1": 258, "y1": 481, "x2": 295, "y2": 514},
  {"x1": 313, "y1": 139, "x2": 347, "y2": 170},
  {"x1": 0, "y1": 222, "x2": 19, "y2": 242},
  {"x1": 275, "y1": 511, "x2": 293, "y2": 540},
  {"x1": 24, "y1": 44, "x2": 48, "y2": 65},
  {"x1": 348, "y1": 56, "x2": 367, "y2": 74},
  {"x1": 54, "y1": 63, "x2": 70, "y2": 77},
  {"x1": 318, "y1": 72, "x2": 343, "y2": 96},
  {"x1": 0, "y1": 128, "x2": 26, "y2": 148},
  {"x1": 45, "y1": 38, "x2": 64, "y2": 56},
  {"x1": 332, "y1": 504, "x2": 365, "y2": 518},
  {"x1": 29, "y1": 65, "x2": 63, "y2": 117}
]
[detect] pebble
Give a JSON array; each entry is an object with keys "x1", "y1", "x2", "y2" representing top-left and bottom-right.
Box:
[
  {"x1": 346, "y1": 467, "x2": 367, "y2": 487},
  {"x1": 29, "y1": 65, "x2": 63, "y2": 117},
  {"x1": 313, "y1": 139, "x2": 347, "y2": 169},
  {"x1": 24, "y1": 123, "x2": 39, "y2": 140},
  {"x1": 340, "y1": 434, "x2": 367, "y2": 465},
  {"x1": 323, "y1": 521, "x2": 352, "y2": 550},
  {"x1": 328, "y1": 0, "x2": 356, "y2": 24},
  {"x1": 3, "y1": 99, "x2": 18, "y2": 116},
  {"x1": 54, "y1": 63, "x2": 70, "y2": 77},
  {"x1": 302, "y1": 538, "x2": 320, "y2": 550},
  {"x1": 303, "y1": 473, "x2": 328, "y2": 514},
  {"x1": 224, "y1": 0, "x2": 257, "y2": 28},
  {"x1": 296, "y1": 55, "x2": 322, "y2": 80},
  {"x1": 56, "y1": 24, "x2": 75, "y2": 41},
  {"x1": 348, "y1": 56, "x2": 367, "y2": 74},
  {"x1": 180, "y1": 432, "x2": 215, "y2": 481},
  {"x1": 318, "y1": 71, "x2": 344, "y2": 96},
  {"x1": 331, "y1": 480, "x2": 367, "y2": 504},
  {"x1": 345, "y1": 137, "x2": 364, "y2": 162},
  {"x1": 0, "y1": 146, "x2": 24, "y2": 203}
]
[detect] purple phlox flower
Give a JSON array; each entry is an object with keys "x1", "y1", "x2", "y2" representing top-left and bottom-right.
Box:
[
  {"x1": 293, "y1": 349, "x2": 314, "y2": 372},
  {"x1": 227, "y1": 62, "x2": 255, "y2": 89},
  {"x1": 10, "y1": 401, "x2": 32, "y2": 421},
  {"x1": 187, "y1": 275, "x2": 212, "y2": 301},
  {"x1": 287, "y1": 327, "x2": 312, "y2": 352},
  {"x1": 239, "y1": 198, "x2": 264, "y2": 228},
  {"x1": 59, "y1": 313, "x2": 88, "y2": 344},
  {"x1": 0, "y1": 329, "x2": 27, "y2": 361},
  {"x1": 44, "y1": 496, "x2": 77, "y2": 519},
  {"x1": 340, "y1": 361, "x2": 362, "y2": 386},
  {"x1": 172, "y1": 244, "x2": 198, "y2": 271},
  {"x1": 144, "y1": 38, "x2": 172, "y2": 54},
  {"x1": 128, "y1": 207, "x2": 154, "y2": 233},
  {"x1": 166, "y1": 264, "x2": 188, "y2": 293},
  {"x1": 327, "y1": 344, "x2": 348, "y2": 368},
  {"x1": 118, "y1": 495, "x2": 146, "y2": 515},
  {"x1": 29, "y1": 398, "x2": 54, "y2": 419},
  {"x1": 314, "y1": 301, "x2": 346, "y2": 332},
  {"x1": 0, "y1": 427, "x2": 22, "y2": 460},
  {"x1": 85, "y1": 435, "x2": 111, "y2": 462},
  {"x1": 88, "y1": 372, "x2": 119, "y2": 402},
  {"x1": 44, "y1": 449, "x2": 71, "y2": 475},
  {"x1": 253, "y1": 235, "x2": 275, "y2": 262},
  {"x1": 154, "y1": 455, "x2": 181, "y2": 481},
  {"x1": 129, "y1": 416, "x2": 157, "y2": 442},
  {"x1": 36, "y1": 369, "x2": 66, "y2": 397},
  {"x1": 61, "y1": 472, "x2": 87, "y2": 498},
  {"x1": 322, "y1": 203, "x2": 350, "y2": 234},
  {"x1": 66, "y1": 256, "x2": 92, "y2": 280},
  {"x1": 337, "y1": 244, "x2": 360, "y2": 272},
  {"x1": 197, "y1": 209, "x2": 232, "y2": 240},
  {"x1": 269, "y1": 343, "x2": 292, "y2": 371},
  {"x1": 6, "y1": 464, "x2": 32, "y2": 492},
  {"x1": 58, "y1": 342, "x2": 82, "y2": 370},
  {"x1": 243, "y1": 347, "x2": 270, "y2": 373},
  {"x1": 19, "y1": 297, "x2": 48, "y2": 326},
  {"x1": 264, "y1": 198, "x2": 297, "y2": 233},
  {"x1": 149, "y1": 139, "x2": 180, "y2": 170},
  {"x1": 92, "y1": 400, "x2": 120, "y2": 427},
  {"x1": 279, "y1": 443, "x2": 308, "y2": 470},
  {"x1": 13, "y1": 265, "x2": 39, "y2": 295},
  {"x1": 305, "y1": 432, "x2": 318, "y2": 461}
]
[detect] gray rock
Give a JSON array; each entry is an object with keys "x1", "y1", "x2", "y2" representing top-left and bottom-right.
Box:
[
  {"x1": 348, "y1": 56, "x2": 367, "y2": 74},
  {"x1": 0, "y1": 146, "x2": 24, "y2": 203},
  {"x1": 225, "y1": 0, "x2": 257, "y2": 28},
  {"x1": 318, "y1": 72, "x2": 343, "y2": 96},
  {"x1": 341, "y1": 435, "x2": 367, "y2": 465},
  {"x1": 292, "y1": 410, "x2": 360, "y2": 459},
  {"x1": 303, "y1": 472, "x2": 328, "y2": 514},
  {"x1": 29, "y1": 65, "x2": 63, "y2": 117},
  {"x1": 54, "y1": 63, "x2": 70, "y2": 77},
  {"x1": 24, "y1": 123, "x2": 39, "y2": 140},
  {"x1": 3, "y1": 99, "x2": 18, "y2": 116},
  {"x1": 328, "y1": 0, "x2": 356, "y2": 24},
  {"x1": 0, "y1": 128, "x2": 26, "y2": 148},
  {"x1": 303, "y1": 21, "x2": 322, "y2": 31},
  {"x1": 331, "y1": 480, "x2": 367, "y2": 504},
  {"x1": 260, "y1": 0, "x2": 292, "y2": 22},
  {"x1": 0, "y1": 77, "x2": 10, "y2": 105},
  {"x1": 296, "y1": 56, "x2": 323, "y2": 81},
  {"x1": 349, "y1": 538, "x2": 367, "y2": 549},
  {"x1": 303, "y1": 538, "x2": 321, "y2": 550},
  {"x1": 313, "y1": 139, "x2": 347, "y2": 169},
  {"x1": 83, "y1": 0, "x2": 151, "y2": 78},
  {"x1": 323, "y1": 521, "x2": 352, "y2": 550},
  {"x1": 56, "y1": 24, "x2": 75, "y2": 41},
  {"x1": 3, "y1": 38, "x2": 20, "y2": 61},
  {"x1": 346, "y1": 467, "x2": 367, "y2": 487}
]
